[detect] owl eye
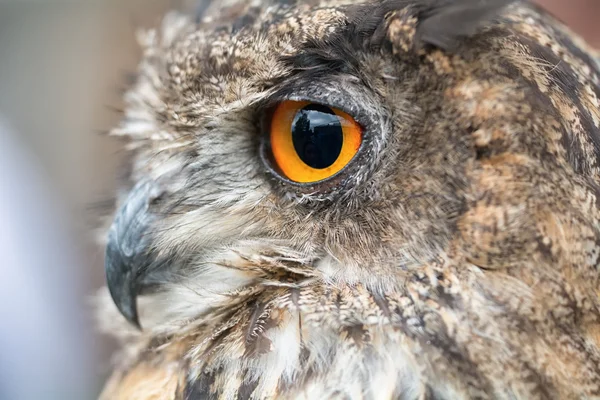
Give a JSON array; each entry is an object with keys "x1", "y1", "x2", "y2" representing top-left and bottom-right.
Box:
[{"x1": 269, "y1": 100, "x2": 363, "y2": 183}]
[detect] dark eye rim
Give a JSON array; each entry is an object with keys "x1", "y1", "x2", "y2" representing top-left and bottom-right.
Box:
[{"x1": 259, "y1": 96, "x2": 374, "y2": 193}]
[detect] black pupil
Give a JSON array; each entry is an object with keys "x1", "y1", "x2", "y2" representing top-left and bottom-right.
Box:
[{"x1": 291, "y1": 104, "x2": 343, "y2": 169}]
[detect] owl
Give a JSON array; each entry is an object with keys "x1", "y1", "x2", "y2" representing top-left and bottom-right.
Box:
[{"x1": 99, "y1": 0, "x2": 600, "y2": 398}]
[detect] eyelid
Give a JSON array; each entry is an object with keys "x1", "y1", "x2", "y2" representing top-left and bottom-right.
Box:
[{"x1": 258, "y1": 82, "x2": 383, "y2": 195}]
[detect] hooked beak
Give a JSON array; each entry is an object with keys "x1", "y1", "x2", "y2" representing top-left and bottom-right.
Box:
[{"x1": 105, "y1": 179, "x2": 161, "y2": 329}]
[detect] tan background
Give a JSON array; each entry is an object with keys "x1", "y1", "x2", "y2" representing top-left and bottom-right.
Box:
[{"x1": 0, "y1": 1, "x2": 597, "y2": 399}]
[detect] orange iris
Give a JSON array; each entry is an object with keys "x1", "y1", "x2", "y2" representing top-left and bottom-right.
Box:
[{"x1": 269, "y1": 100, "x2": 363, "y2": 183}]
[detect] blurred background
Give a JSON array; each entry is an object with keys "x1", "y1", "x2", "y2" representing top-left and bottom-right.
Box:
[{"x1": 0, "y1": 0, "x2": 597, "y2": 399}]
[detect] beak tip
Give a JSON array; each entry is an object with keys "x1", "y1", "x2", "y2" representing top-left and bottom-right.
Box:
[
  {"x1": 106, "y1": 260, "x2": 143, "y2": 330},
  {"x1": 117, "y1": 292, "x2": 142, "y2": 330}
]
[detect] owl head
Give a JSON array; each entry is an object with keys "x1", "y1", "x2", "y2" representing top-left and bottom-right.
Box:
[{"x1": 102, "y1": 0, "x2": 600, "y2": 397}]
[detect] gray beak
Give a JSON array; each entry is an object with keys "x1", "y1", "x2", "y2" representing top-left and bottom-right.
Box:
[{"x1": 105, "y1": 179, "x2": 161, "y2": 329}]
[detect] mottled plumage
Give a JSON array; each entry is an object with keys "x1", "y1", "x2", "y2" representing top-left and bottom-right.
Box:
[{"x1": 99, "y1": 0, "x2": 600, "y2": 398}]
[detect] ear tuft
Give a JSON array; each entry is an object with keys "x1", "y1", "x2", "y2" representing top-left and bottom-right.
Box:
[{"x1": 416, "y1": 0, "x2": 517, "y2": 51}]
